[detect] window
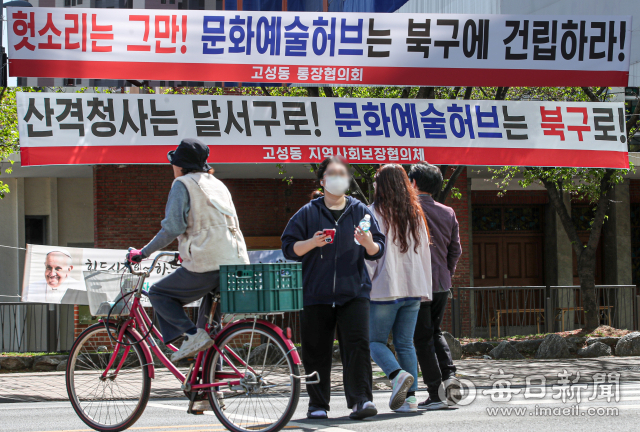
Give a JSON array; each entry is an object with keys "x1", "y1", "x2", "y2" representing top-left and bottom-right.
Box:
[
  {"x1": 472, "y1": 206, "x2": 542, "y2": 232},
  {"x1": 25, "y1": 216, "x2": 47, "y2": 245},
  {"x1": 571, "y1": 206, "x2": 595, "y2": 231},
  {"x1": 504, "y1": 207, "x2": 542, "y2": 231},
  {"x1": 472, "y1": 207, "x2": 502, "y2": 231}
]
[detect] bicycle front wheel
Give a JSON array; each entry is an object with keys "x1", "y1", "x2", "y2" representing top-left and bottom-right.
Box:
[
  {"x1": 204, "y1": 322, "x2": 301, "y2": 432},
  {"x1": 66, "y1": 322, "x2": 151, "y2": 432}
]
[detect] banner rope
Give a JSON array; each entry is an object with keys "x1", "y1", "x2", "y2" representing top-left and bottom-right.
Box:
[{"x1": 0, "y1": 245, "x2": 27, "y2": 250}]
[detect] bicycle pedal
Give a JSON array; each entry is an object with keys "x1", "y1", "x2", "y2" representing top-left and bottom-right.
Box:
[{"x1": 186, "y1": 399, "x2": 201, "y2": 415}]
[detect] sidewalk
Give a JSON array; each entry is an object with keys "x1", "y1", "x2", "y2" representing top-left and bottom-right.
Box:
[{"x1": 2, "y1": 358, "x2": 639, "y2": 403}]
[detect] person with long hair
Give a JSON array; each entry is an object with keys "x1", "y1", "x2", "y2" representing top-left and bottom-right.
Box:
[
  {"x1": 367, "y1": 164, "x2": 432, "y2": 413},
  {"x1": 281, "y1": 156, "x2": 386, "y2": 420}
]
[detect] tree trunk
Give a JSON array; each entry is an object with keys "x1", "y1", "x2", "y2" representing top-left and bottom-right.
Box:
[
  {"x1": 541, "y1": 170, "x2": 614, "y2": 332},
  {"x1": 577, "y1": 251, "x2": 600, "y2": 331}
]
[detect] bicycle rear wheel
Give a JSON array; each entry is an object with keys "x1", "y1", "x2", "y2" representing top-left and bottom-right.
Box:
[
  {"x1": 204, "y1": 322, "x2": 301, "y2": 432},
  {"x1": 66, "y1": 322, "x2": 151, "y2": 432}
]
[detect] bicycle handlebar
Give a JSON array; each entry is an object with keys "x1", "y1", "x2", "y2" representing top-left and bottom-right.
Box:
[{"x1": 126, "y1": 251, "x2": 179, "y2": 277}]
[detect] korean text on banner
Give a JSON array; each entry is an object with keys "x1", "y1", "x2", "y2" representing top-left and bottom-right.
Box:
[
  {"x1": 6, "y1": 8, "x2": 632, "y2": 86},
  {"x1": 17, "y1": 93, "x2": 629, "y2": 169}
]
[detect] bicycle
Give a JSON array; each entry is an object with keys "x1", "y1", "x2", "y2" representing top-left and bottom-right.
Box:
[{"x1": 66, "y1": 251, "x2": 317, "y2": 432}]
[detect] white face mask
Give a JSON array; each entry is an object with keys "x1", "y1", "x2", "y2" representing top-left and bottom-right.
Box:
[{"x1": 324, "y1": 176, "x2": 350, "y2": 196}]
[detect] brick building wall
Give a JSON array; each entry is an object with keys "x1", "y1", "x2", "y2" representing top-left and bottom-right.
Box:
[
  {"x1": 93, "y1": 165, "x2": 318, "y2": 249},
  {"x1": 439, "y1": 168, "x2": 471, "y2": 336}
]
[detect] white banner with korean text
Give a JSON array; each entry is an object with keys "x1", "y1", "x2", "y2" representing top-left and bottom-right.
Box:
[
  {"x1": 6, "y1": 7, "x2": 632, "y2": 86},
  {"x1": 17, "y1": 93, "x2": 629, "y2": 169},
  {"x1": 21, "y1": 244, "x2": 288, "y2": 305}
]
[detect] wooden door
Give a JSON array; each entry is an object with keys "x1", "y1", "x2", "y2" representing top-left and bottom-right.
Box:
[
  {"x1": 503, "y1": 236, "x2": 544, "y2": 286},
  {"x1": 474, "y1": 236, "x2": 503, "y2": 287},
  {"x1": 473, "y1": 235, "x2": 544, "y2": 329}
]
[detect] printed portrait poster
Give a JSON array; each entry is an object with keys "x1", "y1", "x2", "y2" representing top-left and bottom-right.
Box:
[
  {"x1": 22, "y1": 245, "x2": 86, "y2": 304},
  {"x1": 22, "y1": 244, "x2": 290, "y2": 305}
]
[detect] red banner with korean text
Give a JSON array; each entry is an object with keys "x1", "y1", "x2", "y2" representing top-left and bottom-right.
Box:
[
  {"x1": 16, "y1": 93, "x2": 629, "y2": 169},
  {"x1": 6, "y1": 8, "x2": 632, "y2": 86}
]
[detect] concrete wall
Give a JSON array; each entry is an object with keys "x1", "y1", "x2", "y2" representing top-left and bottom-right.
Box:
[
  {"x1": 57, "y1": 178, "x2": 95, "y2": 247},
  {"x1": 0, "y1": 178, "x2": 25, "y2": 300}
]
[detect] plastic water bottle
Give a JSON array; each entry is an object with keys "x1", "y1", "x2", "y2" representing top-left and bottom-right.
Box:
[{"x1": 354, "y1": 214, "x2": 372, "y2": 245}]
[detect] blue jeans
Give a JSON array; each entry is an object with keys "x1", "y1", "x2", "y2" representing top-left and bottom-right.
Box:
[{"x1": 369, "y1": 299, "x2": 421, "y2": 392}]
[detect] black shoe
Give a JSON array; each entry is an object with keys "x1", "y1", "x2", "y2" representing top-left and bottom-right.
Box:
[
  {"x1": 349, "y1": 401, "x2": 377, "y2": 420},
  {"x1": 443, "y1": 377, "x2": 462, "y2": 405},
  {"x1": 306, "y1": 410, "x2": 328, "y2": 419},
  {"x1": 418, "y1": 396, "x2": 448, "y2": 410}
]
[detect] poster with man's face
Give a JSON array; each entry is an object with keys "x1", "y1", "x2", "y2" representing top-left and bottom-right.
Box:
[{"x1": 22, "y1": 245, "x2": 85, "y2": 304}]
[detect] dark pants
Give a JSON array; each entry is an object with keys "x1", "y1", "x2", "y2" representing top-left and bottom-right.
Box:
[
  {"x1": 300, "y1": 297, "x2": 373, "y2": 411},
  {"x1": 148, "y1": 267, "x2": 220, "y2": 345},
  {"x1": 414, "y1": 291, "x2": 457, "y2": 398}
]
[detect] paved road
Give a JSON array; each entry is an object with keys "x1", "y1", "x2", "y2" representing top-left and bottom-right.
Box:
[
  {"x1": 2, "y1": 382, "x2": 640, "y2": 432},
  {"x1": 4, "y1": 357, "x2": 640, "y2": 403}
]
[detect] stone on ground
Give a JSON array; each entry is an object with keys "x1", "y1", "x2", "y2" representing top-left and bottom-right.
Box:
[
  {"x1": 577, "y1": 341, "x2": 612, "y2": 358},
  {"x1": 535, "y1": 334, "x2": 571, "y2": 359},
  {"x1": 615, "y1": 332, "x2": 640, "y2": 357},
  {"x1": 586, "y1": 336, "x2": 620, "y2": 349},
  {"x1": 0, "y1": 356, "x2": 34, "y2": 371},
  {"x1": 511, "y1": 339, "x2": 543, "y2": 354},
  {"x1": 462, "y1": 341, "x2": 495, "y2": 356},
  {"x1": 32, "y1": 355, "x2": 67, "y2": 371},
  {"x1": 489, "y1": 341, "x2": 525, "y2": 360},
  {"x1": 56, "y1": 359, "x2": 68, "y2": 371},
  {"x1": 443, "y1": 332, "x2": 462, "y2": 360}
]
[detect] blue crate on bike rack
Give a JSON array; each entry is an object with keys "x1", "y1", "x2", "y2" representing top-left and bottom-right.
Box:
[{"x1": 220, "y1": 263, "x2": 303, "y2": 314}]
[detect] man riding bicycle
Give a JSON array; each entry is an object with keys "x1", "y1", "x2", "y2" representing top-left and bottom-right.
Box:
[{"x1": 128, "y1": 138, "x2": 250, "y2": 363}]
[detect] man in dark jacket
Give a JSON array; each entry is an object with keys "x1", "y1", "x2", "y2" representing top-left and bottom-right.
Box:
[
  {"x1": 281, "y1": 157, "x2": 385, "y2": 420},
  {"x1": 408, "y1": 163, "x2": 462, "y2": 410}
]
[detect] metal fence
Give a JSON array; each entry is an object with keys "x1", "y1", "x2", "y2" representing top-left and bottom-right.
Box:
[
  {"x1": 0, "y1": 303, "x2": 75, "y2": 353},
  {"x1": 450, "y1": 285, "x2": 638, "y2": 338}
]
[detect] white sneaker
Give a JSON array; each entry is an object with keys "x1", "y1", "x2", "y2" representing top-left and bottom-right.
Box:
[
  {"x1": 395, "y1": 396, "x2": 418, "y2": 413},
  {"x1": 389, "y1": 370, "x2": 414, "y2": 410},
  {"x1": 349, "y1": 401, "x2": 377, "y2": 420},
  {"x1": 171, "y1": 329, "x2": 214, "y2": 363}
]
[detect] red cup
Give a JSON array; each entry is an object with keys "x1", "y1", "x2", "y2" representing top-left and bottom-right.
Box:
[{"x1": 323, "y1": 229, "x2": 336, "y2": 244}]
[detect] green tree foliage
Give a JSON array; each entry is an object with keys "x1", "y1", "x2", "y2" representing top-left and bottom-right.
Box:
[
  {"x1": 0, "y1": 87, "x2": 23, "y2": 198},
  {"x1": 488, "y1": 87, "x2": 637, "y2": 332}
]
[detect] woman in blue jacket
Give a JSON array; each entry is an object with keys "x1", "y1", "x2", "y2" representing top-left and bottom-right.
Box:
[{"x1": 281, "y1": 156, "x2": 385, "y2": 420}]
